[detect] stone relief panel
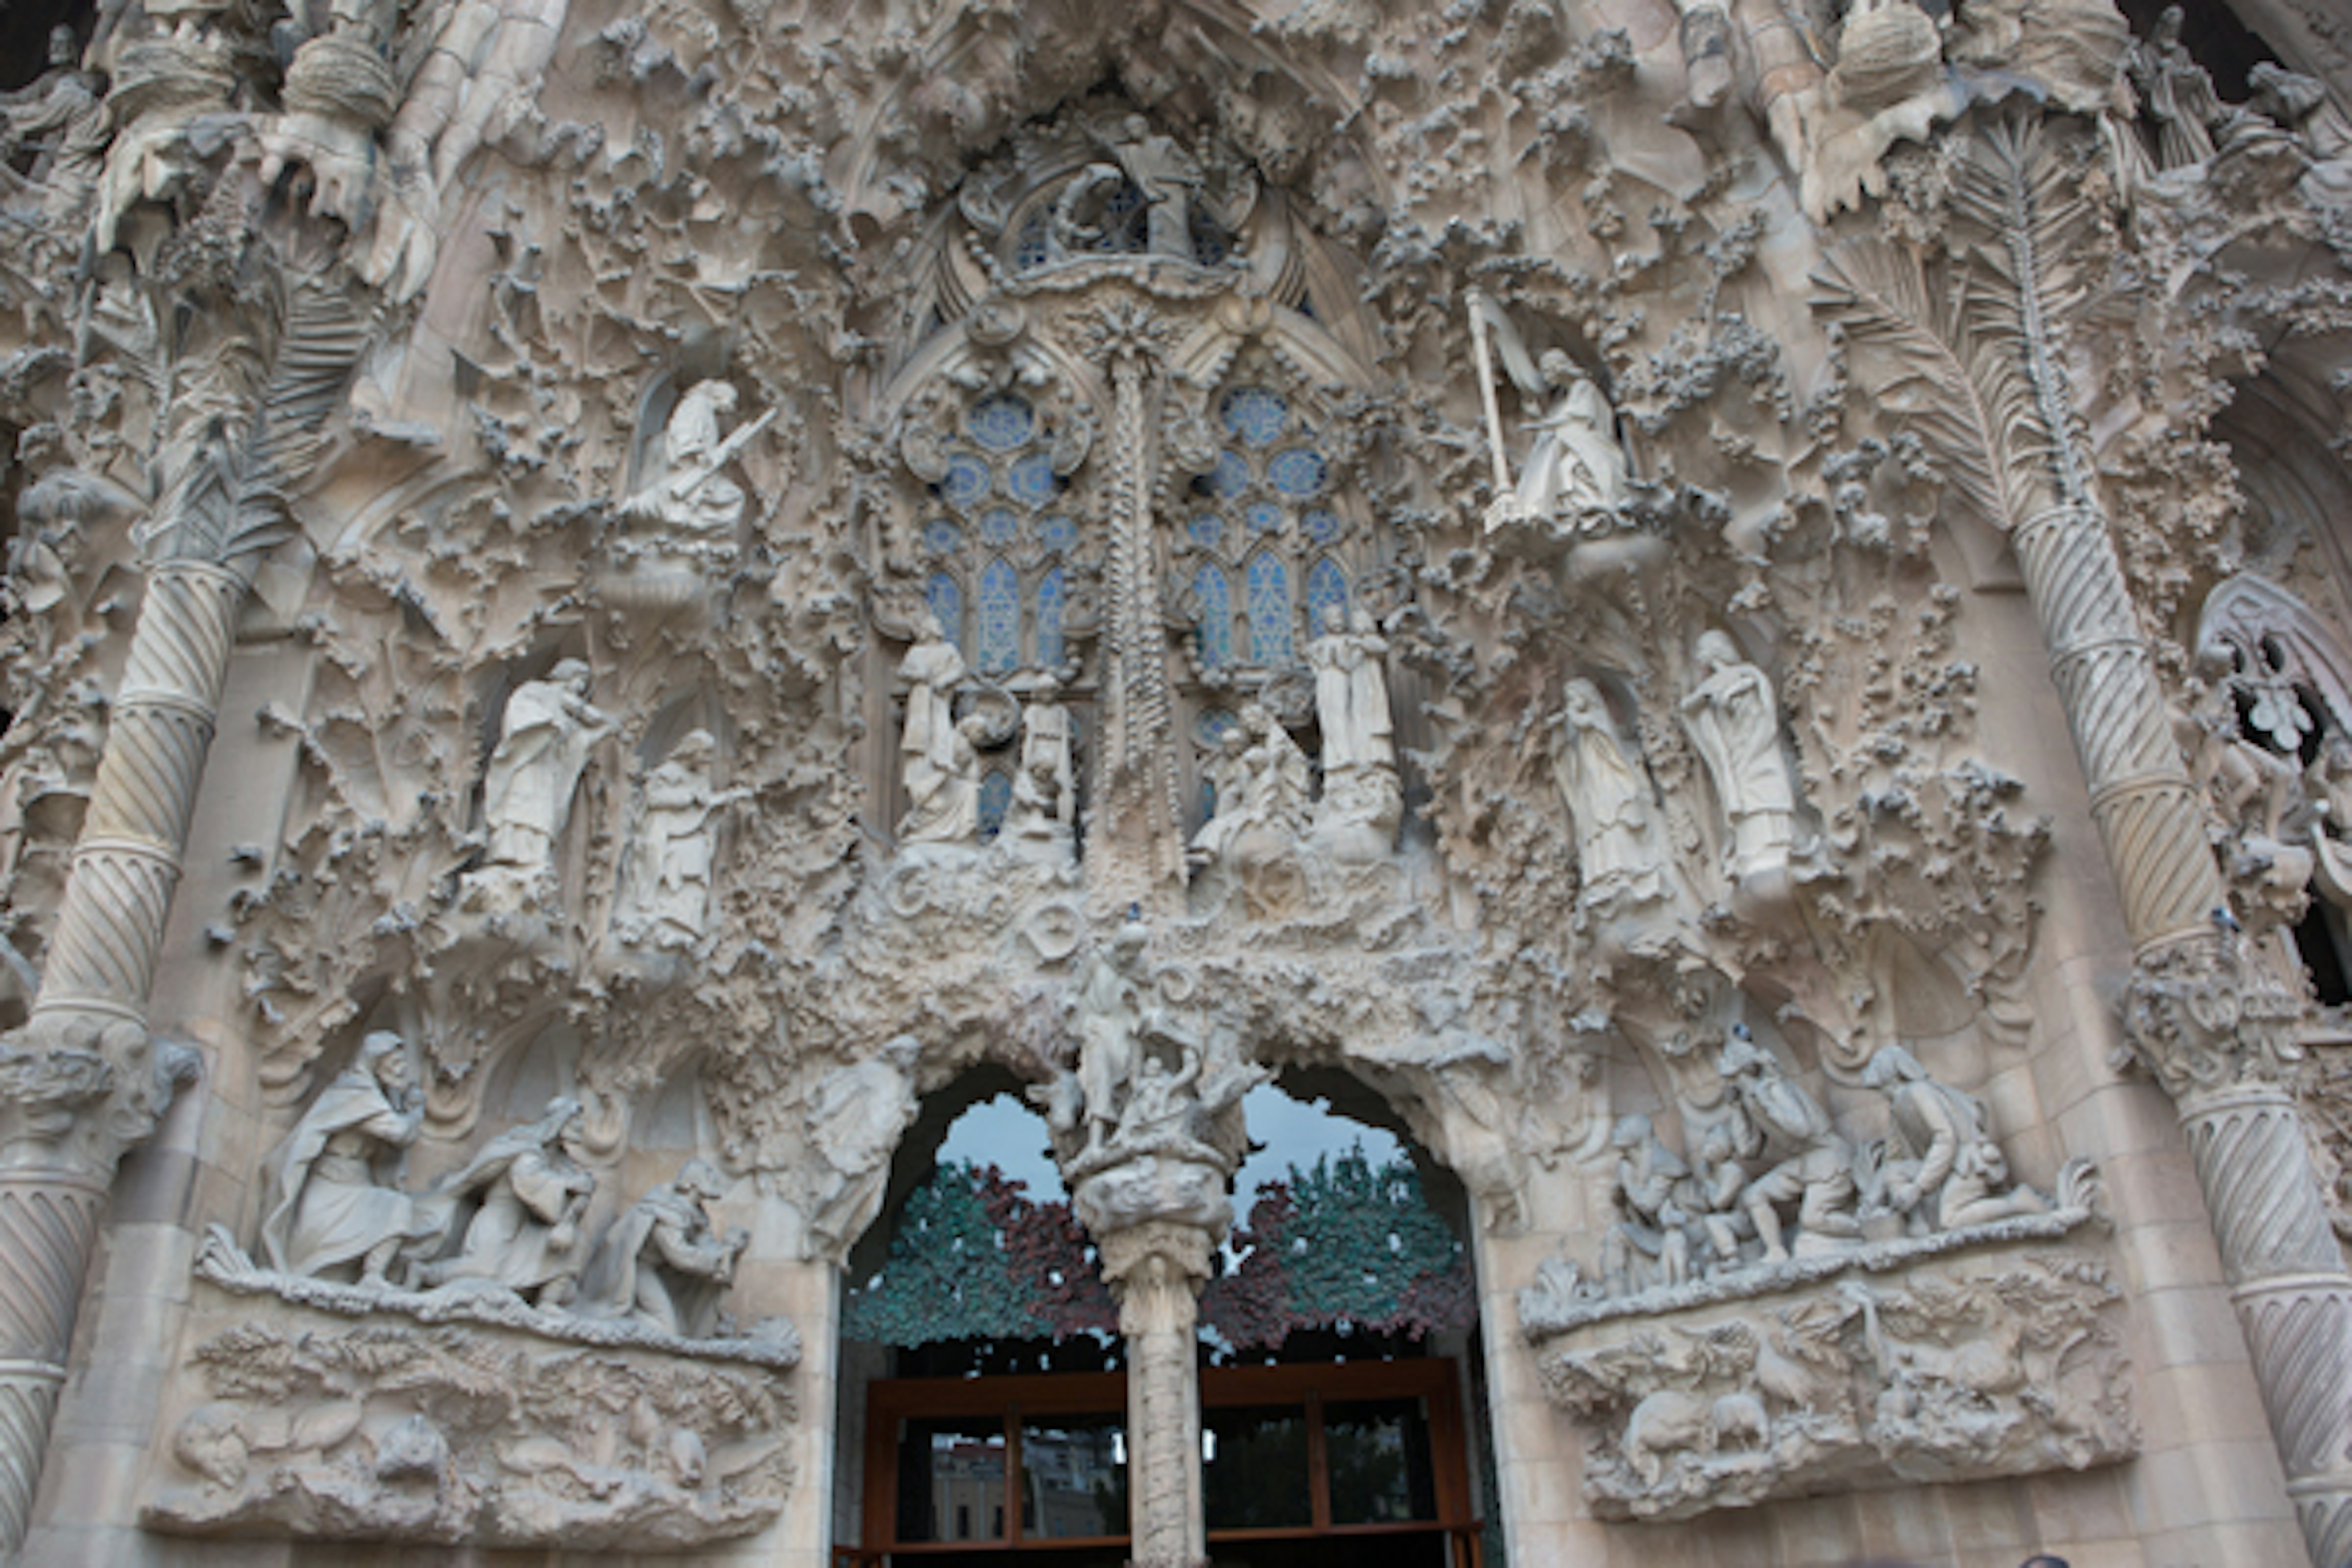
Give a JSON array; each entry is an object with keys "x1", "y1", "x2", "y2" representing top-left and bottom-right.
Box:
[{"x1": 1521, "y1": 1242, "x2": 2134, "y2": 1521}]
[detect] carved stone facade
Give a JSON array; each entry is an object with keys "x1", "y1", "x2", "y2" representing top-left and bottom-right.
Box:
[{"x1": 0, "y1": 0, "x2": 2350, "y2": 1563}]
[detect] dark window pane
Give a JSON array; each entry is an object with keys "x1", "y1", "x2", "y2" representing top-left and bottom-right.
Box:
[
  {"x1": 1021, "y1": 1415, "x2": 1128, "y2": 1539},
  {"x1": 1203, "y1": 1404, "x2": 1311, "y2": 1530},
  {"x1": 897, "y1": 1417, "x2": 1006, "y2": 1542},
  {"x1": 1324, "y1": 1397, "x2": 1435, "y2": 1525}
]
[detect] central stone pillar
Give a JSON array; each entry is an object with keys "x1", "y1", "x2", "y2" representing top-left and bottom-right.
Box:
[{"x1": 1099, "y1": 1219, "x2": 1213, "y2": 1568}]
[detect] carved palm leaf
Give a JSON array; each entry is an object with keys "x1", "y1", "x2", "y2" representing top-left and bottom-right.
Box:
[
  {"x1": 1811, "y1": 240, "x2": 2051, "y2": 539},
  {"x1": 142, "y1": 273, "x2": 369, "y2": 565}
]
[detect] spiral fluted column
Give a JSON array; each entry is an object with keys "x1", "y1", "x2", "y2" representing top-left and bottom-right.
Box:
[
  {"x1": 2009, "y1": 496, "x2": 2352, "y2": 1562},
  {"x1": 0, "y1": 556, "x2": 246, "y2": 1551}
]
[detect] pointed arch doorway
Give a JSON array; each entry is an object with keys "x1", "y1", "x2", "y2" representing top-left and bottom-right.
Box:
[{"x1": 837, "y1": 1085, "x2": 1489, "y2": 1566}]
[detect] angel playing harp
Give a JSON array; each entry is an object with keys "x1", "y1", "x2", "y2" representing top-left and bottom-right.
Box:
[{"x1": 1466, "y1": 290, "x2": 1630, "y2": 535}]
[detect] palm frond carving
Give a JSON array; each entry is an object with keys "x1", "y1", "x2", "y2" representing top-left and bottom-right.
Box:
[
  {"x1": 138, "y1": 273, "x2": 369, "y2": 566},
  {"x1": 1812, "y1": 113, "x2": 2109, "y2": 538}
]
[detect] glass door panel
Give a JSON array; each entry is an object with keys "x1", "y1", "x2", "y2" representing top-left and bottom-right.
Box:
[
  {"x1": 1324, "y1": 1396, "x2": 1437, "y2": 1526},
  {"x1": 895, "y1": 1417, "x2": 1007, "y2": 1544},
  {"x1": 1021, "y1": 1414, "x2": 1128, "y2": 1539},
  {"x1": 1202, "y1": 1404, "x2": 1313, "y2": 1530}
]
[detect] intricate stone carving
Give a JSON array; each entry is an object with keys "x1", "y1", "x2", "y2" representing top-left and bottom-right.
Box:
[
  {"x1": 1681, "y1": 634, "x2": 1802, "y2": 894},
  {"x1": 145, "y1": 1303, "x2": 794, "y2": 1548},
  {"x1": 576, "y1": 1160, "x2": 749, "y2": 1340},
  {"x1": 461, "y1": 665, "x2": 616, "y2": 918},
  {"x1": 406, "y1": 1097, "x2": 597, "y2": 1305},
  {"x1": 1521, "y1": 1240, "x2": 2133, "y2": 1520},
  {"x1": 614, "y1": 731, "x2": 746, "y2": 951},
  {"x1": 257, "y1": 1032, "x2": 427, "y2": 1284}
]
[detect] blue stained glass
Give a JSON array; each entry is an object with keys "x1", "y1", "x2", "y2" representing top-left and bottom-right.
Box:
[
  {"x1": 924, "y1": 519, "x2": 963, "y2": 554},
  {"x1": 1101, "y1": 181, "x2": 1148, "y2": 252},
  {"x1": 1307, "y1": 559, "x2": 1349, "y2": 628},
  {"x1": 1014, "y1": 211, "x2": 1053, "y2": 273},
  {"x1": 1246, "y1": 502, "x2": 1284, "y2": 537},
  {"x1": 1221, "y1": 388, "x2": 1290, "y2": 447},
  {"x1": 979, "y1": 770, "x2": 1012, "y2": 840},
  {"x1": 969, "y1": 396, "x2": 1036, "y2": 452},
  {"x1": 927, "y1": 573, "x2": 963, "y2": 650},
  {"x1": 1202, "y1": 450, "x2": 1251, "y2": 500},
  {"x1": 941, "y1": 452, "x2": 991, "y2": 507},
  {"x1": 979, "y1": 508, "x2": 1019, "y2": 546},
  {"x1": 1036, "y1": 568, "x2": 1067, "y2": 668},
  {"x1": 1246, "y1": 554, "x2": 1292, "y2": 666},
  {"x1": 978, "y1": 559, "x2": 1020, "y2": 674},
  {"x1": 1008, "y1": 452, "x2": 1060, "y2": 505},
  {"x1": 1303, "y1": 509, "x2": 1341, "y2": 543},
  {"x1": 1267, "y1": 448, "x2": 1328, "y2": 498},
  {"x1": 1038, "y1": 514, "x2": 1079, "y2": 553},
  {"x1": 1190, "y1": 513, "x2": 1225, "y2": 550},
  {"x1": 1194, "y1": 565, "x2": 1232, "y2": 668}
]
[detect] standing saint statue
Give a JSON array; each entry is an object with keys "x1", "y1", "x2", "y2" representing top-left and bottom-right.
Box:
[
  {"x1": 897, "y1": 609, "x2": 974, "y2": 848},
  {"x1": 1550, "y1": 679, "x2": 1668, "y2": 914},
  {"x1": 616, "y1": 729, "x2": 747, "y2": 949},
  {"x1": 1308, "y1": 606, "x2": 1400, "y2": 838},
  {"x1": 1071, "y1": 922, "x2": 1153, "y2": 1158},
  {"x1": 467, "y1": 660, "x2": 614, "y2": 911},
  {"x1": 1679, "y1": 631, "x2": 1798, "y2": 883}
]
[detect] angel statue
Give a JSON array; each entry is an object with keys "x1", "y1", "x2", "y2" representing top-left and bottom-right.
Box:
[{"x1": 1465, "y1": 291, "x2": 1630, "y2": 535}]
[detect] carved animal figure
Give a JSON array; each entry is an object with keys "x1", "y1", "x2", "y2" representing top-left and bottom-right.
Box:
[
  {"x1": 1621, "y1": 1389, "x2": 1714, "y2": 1485},
  {"x1": 1711, "y1": 1392, "x2": 1770, "y2": 1450}
]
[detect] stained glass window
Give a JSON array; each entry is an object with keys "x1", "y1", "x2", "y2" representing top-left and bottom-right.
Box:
[
  {"x1": 979, "y1": 770, "x2": 1012, "y2": 840},
  {"x1": 1195, "y1": 565, "x2": 1232, "y2": 668},
  {"x1": 1007, "y1": 452, "x2": 1060, "y2": 505},
  {"x1": 941, "y1": 452, "x2": 991, "y2": 507},
  {"x1": 969, "y1": 396, "x2": 1036, "y2": 452},
  {"x1": 1182, "y1": 385, "x2": 1357, "y2": 674},
  {"x1": 1036, "y1": 568, "x2": 1067, "y2": 669},
  {"x1": 1267, "y1": 448, "x2": 1327, "y2": 498},
  {"x1": 927, "y1": 573, "x2": 962, "y2": 649},
  {"x1": 978, "y1": 560, "x2": 1020, "y2": 673},
  {"x1": 1306, "y1": 559, "x2": 1349, "y2": 630},
  {"x1": 1246, "y1": 554, "x2": 1291, "y2": 667},
  {"x1": 1221, "y1": 388, "x2": 1290, "y2": 447},
  {"x1": 914, "y1": 396, "x2": 1085, "y2": 679}
]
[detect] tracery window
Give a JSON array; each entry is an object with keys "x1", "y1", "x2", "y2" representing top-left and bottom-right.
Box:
[
  {"x1": 1177, "y1": 386, "x2": 1355, "y2": 677},
  {"x1": 918, "y1": 392, "x2": 1081, "y2": 679}
]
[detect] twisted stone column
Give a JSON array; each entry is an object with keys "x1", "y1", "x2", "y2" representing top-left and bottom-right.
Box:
[
  {"x1": 2013, "y1": 489, "x2": 2352, "y2": 1564},
  {"x1": 0, "y1": 557, "x2": 244, "y2": 1547},
  {"x1": 1099, "y1": 1220, "x2": 1212, "y2": 1568}
]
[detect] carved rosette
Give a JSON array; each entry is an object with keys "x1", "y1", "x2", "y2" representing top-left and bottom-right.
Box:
[{"x1": 1097, "y1": 1219, "x2": 1213, "y2": 1568}]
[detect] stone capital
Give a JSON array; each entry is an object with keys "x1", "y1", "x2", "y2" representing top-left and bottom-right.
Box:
[{"x1": 2119, "y1": 933, "x2": 2304, "y2": 1102}]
